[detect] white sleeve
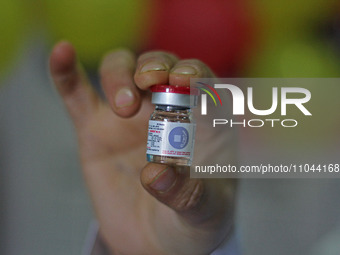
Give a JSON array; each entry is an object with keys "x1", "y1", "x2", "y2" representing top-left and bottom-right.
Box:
[
  {"x1": 211, "y1": 232, "x2": 240, "y2": 255},
  {"x1": 83, "y1": 220, "x2": 240, "y2": 255},
  {"x1": 82, "y1": 220, "x2": 111, "y2": 255}
]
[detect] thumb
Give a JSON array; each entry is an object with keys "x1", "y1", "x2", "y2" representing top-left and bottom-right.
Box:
[{"x1": 140, "y1": 163, "x2": 236, "y2": 226}]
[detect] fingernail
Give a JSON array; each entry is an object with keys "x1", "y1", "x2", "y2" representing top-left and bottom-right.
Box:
[
  {"x1": 140, "y1": 62, "x2": 168, "y2": 73},
  {"x1": 171, "y1": 66, "x2": 197, "y2": 75},
  {"x1": 115, "y1": 87, "x2": 135, "y2": 108},
  {"x1": 149, "y1": 167, "x2": 177, "y2": 192}
]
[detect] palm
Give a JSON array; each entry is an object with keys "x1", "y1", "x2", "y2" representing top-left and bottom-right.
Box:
[
  {"x1": 79, "y1": 98, "x2": 152, "y2": 159},
  {"x1": 79, "y1": 100, "x2": 227, "y2": 254}
]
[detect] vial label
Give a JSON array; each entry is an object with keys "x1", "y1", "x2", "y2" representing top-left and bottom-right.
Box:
[{"x1": 147, "y1": 120, "x2": 195, "y2": 159}]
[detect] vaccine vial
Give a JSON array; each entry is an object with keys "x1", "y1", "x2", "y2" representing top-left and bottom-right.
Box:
[{"x1": 146, "y1": 85, "x2": 198, "y2": 166}]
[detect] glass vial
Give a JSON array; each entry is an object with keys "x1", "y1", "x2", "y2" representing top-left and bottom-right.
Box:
[{"x1": 146, "y1": 85, "x2": 198, "y2": 166}]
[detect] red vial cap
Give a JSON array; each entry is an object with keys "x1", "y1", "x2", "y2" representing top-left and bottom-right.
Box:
[{"x1": 150, "y1": 85, "x2": 200, "y2": 95}]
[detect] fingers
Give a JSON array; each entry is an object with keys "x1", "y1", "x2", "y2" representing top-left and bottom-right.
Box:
[
  {"x1": 49, "y1": 41, "x2": 100, "y2": 126},
  {"x1": 53, "y1": 45, "x2": 216, "y2": 121},
  {"x1": 99, "y1": 49, "x2": 141, "y2": 118},
  {"x1": 134, "y1": 53, "x2": 215, "y2": 90},
  {"x1": 140, "y1": 163, "x2": 236, "y2": 226},
  {"x1": 134, "y1": 51, "x2": 179, "y2": 90},
  {"x1": 169, "y1": 59, "x2": 216, "y2": 86},
  {"x1": 100, "y1": 49, "x2": 216, "y2": 118}
]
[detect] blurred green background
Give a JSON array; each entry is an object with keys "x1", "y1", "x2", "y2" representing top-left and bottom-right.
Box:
[{"x1": 1, "y1": 0, "x2": 340, "y2": 80}]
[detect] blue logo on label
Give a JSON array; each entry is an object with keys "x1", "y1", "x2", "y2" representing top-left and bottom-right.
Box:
[{"x1": 169, "y1": 127, "x2": 189, "y2": 149}]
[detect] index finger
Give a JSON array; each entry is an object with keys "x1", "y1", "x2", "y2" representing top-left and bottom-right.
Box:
[{"x1": 134, "y1": 51, "x2": 179, "y2": 90}]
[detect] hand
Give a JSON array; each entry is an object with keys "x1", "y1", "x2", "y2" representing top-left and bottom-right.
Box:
[{"x1": 49, "y1": 41, "x2": 237, "y2": 255}]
